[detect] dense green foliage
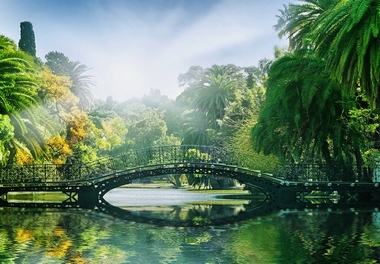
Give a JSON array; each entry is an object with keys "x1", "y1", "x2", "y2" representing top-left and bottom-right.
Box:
[
  {"x1": 252, "y1": 0, "x2": 380, "y2": 179},
  {"x1": 0, "y1": 35, "x2": 49, "y2": 164},
  {"x1": 45, "y1": 51, "x2": 94, "y2": 111},
  {"x1": 177, "y1": 64, "x2": 264, "y2": 146},
  {"x1": 253, "y1": 50, "x2": 357, "y2": 164}
]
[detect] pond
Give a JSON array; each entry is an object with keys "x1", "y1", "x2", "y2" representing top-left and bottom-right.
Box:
[{"x1": 1, "y1": 188, "x2": 379, "y2": 263}]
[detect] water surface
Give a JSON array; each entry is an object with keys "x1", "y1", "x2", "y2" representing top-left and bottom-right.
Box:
[
  {"x1": 104, "y1": 188, "x2": 239, "y2": 206},
  {"x1": 1, "y1": 188, "x2": 379, "y2": 263}
]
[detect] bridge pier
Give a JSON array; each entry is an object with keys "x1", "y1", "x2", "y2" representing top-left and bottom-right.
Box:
[
  {"x1": 77, "y1": 186, "x2": 97, "y2": 209},
  {"x1": 277, "y1": 187, "x2": 299, "y2": 205}
]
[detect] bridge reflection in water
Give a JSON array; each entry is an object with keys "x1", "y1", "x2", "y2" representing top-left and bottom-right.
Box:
[
  {"x1": 0, "y1": 145, "x2": 379, "y2": 226},
  {"x1": 1, "y1": 191, "x2": 379, "y2": 227}
]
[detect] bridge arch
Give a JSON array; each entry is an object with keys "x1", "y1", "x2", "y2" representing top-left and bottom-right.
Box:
[
  {"x1": 91, "y1": 163, "x2": 281, "y2": 204},
  {"x1": 95, "y1": 196, "x2": 278, "y2": 227}
]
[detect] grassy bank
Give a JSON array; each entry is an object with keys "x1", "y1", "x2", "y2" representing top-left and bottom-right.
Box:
[{"x1": 7, "y1": 192, "x2": 68, "y2": 202}]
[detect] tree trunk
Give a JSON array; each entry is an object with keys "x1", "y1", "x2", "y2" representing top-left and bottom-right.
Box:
[
  {"x1": 7, "y1": 146, "x2": 16, "y2": 165},
  {"x1": 353, "y1": 144, "x2": 364, "y2": 181},
  {"x1": 168, "y1": 174, "x2": 182, "y2": 188},
  {"x1": 321, "y1": 140, "x2": 334, "y2": 180}
]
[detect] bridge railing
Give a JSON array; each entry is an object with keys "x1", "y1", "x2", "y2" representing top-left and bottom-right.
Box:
[
  {"x1": 9, "y1": 145, "x2": 374, "y2": 184},
  {"x1": 0, "y1": 145, "x2": 240, "y2": 184},
  {"x1": 109, "y1": 145, "x2": 236, "y2": 171},
  {"x1": 111, "y1": 145, "x2": 224, "y2": 164},
  {"x1": 276, "y1": 163, "x2": 373, "y2": 182},
  {"x1": 0, "y1": 157, "x2": 116, "y2": 184}
]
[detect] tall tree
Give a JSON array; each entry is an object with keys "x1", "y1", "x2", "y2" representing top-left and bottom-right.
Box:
[
  {"x1": 67, "y1": 61, "x2": 94, "y2": 111},
  {"x1": 18, "y1": 21, "x2": 36, "y2": 57},
  {"x1": 0, "y1": 35, "x2": 48, "y2": 163},
  {"x1": 44, "y1": 51, "x2": 71, "y2": 75},
  {"x1": 275, "y1": 0, "x2": 380, "y2": 106},
  {"x1": 274, "y1": 0, "x2": 339, "y2": 51},
  {"x1": 40, "y1": 67, "x2": 93, "y2": 163},
  {"x1": 177, "y1": 64, "x2": 260, "y2": 146},
  {"x1": 45, "y1": 51, "x2": 94, "y2": 110},
  {"x1": 271, "y1": 0, "x2": 380, "y2": 174},
  {"x1": 182, "y1": 110, "x2": 214, "y2": 145},
  {"x1": 252, "y1": 50, "x2": 363, "y2": 173},
  {"x1": 311, "y1": 0, "x2": 380, "y2": 106},
  {"x1": 194, "y1": 73, "x2": 236, "y2": 127}
]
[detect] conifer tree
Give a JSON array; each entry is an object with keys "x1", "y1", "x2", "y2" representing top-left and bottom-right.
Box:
[{"x1": 18, "y1": 21, "x2": 36, "y2": 57}]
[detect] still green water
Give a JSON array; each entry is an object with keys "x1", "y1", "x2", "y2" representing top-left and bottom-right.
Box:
[{"x1": 1, "y1": 189, "x2": 380, "y2": 263}]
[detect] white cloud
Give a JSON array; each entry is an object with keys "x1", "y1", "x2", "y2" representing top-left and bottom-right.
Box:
[{"x1": 0, "y1": 0, "x2": 289, "y2": 101}]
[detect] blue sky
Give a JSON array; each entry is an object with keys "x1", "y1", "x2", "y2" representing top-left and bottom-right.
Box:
[{"x1": 0, "y1": 0, "x2": 291, "y2": 101}]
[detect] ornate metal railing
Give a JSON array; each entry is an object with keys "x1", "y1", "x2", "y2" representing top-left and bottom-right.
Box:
[
  {"x1": 276, "y1": 163, "x2": 373, "y2": 182},
  {"x1": 1, "y1": 145, "x2": 376, "y2": 184},
  {"x1": 0, "y1": 145, "x2": 240, "y2": 184},
  {"x1": 0, "y1": 157, "x2": 113, "y2": 184}
]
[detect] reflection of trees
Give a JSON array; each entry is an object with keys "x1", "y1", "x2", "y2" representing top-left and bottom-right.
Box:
[
  {"x1": 0, "y1": 209, "x2": 126, "y2": 263},
  {"x1": 279, "y1": 212, "x2": 376, "y2": 263},
  {"x1": 225, "y1": 216, "x2": 281, "y2": 263},
  {"x1": 2, "y1": 207, "x2": 380, "y2": 263},
  {"x1": 0, "y1": 229, "x2": 16, "y2": 261},
  {"x1": 226, "y1": 211, "x2": 380, "y2": 263},
  {"x1": 122, "y1": 203, "x2": 250, "y2": 226},
  {"x1": 0, "y1": 208, "x2": 238, "y2": 263},
  {"x1": 186, "y1": 204, "x2": 244, "y2": 224}
]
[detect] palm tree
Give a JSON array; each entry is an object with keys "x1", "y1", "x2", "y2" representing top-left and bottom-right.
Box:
[
  {"x1": 311, "y1": 0, "x2": 380, "y2": 106},
  {"x1": 45, "y1": 51, "x2": 94, "y2": 111},
  {"x1": 274, "y1": 0, "x2": 339, "y2": 51},
  {"x1": 268, "y1": 0, "x2": 380, "y2": 175},
  {"x1": 194, "y1": 74, "x2": 235, "y2": 124},
  {"x1": 276, "y1": 0, "x2": 380, "y2": 106},
  {"x1": 67, "y1": 61, "x2": 94, "y2": 111},
  {"x1": 182, "y1": 110, "x2": 214, "y2": 145},
  {"x1": 0, "y1": 35, "x2": 50, "y2": 163},
  {"x1": 7, "y1": 109, "x2": 53, "y2": 164},
  {"x1": 194, "y1": 65, "x2": 240, "y2": 129},
  {"x1": 0, "y1": 35, "x2": 17, "y2": 52},
  {"x1": 252, "y1": 50, "x2": 363, "y2": 173}
]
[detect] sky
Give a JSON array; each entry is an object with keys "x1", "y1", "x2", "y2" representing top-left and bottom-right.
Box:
[{"x1": 0, "y1": 0, "x2": 291, "y2": 102}]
